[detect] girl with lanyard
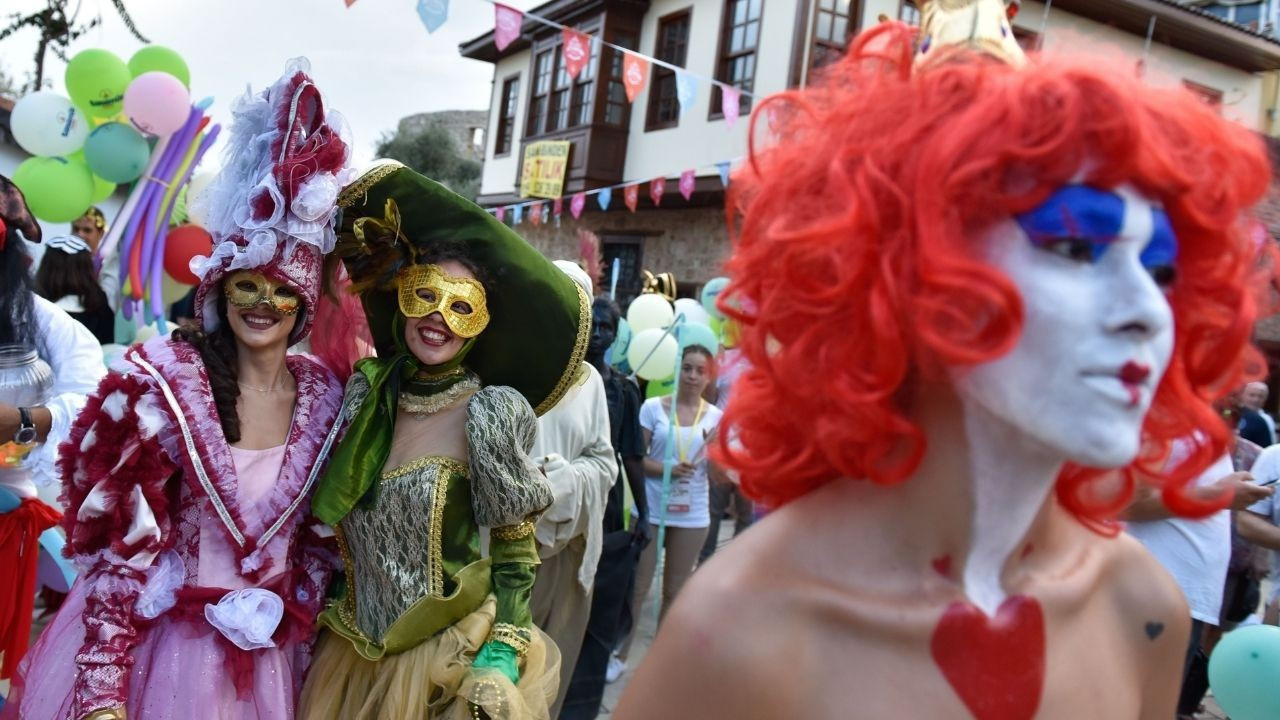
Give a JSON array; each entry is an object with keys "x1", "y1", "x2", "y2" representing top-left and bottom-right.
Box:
[{"x1": 614, "y1": 344, "x2": 724, "y2": 671}]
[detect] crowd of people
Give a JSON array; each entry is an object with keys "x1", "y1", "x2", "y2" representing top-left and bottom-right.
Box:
[
  {"x1": 0, "y1": 57, "x2": 749, "y2": 720},
  {"x1": 5, "y1": 1, "x2": 1280, "y2": 718}
]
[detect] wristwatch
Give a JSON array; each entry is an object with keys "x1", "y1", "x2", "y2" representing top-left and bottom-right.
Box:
[{"x1": 14, "y1": 407, "x2": 37, "y2": 446}]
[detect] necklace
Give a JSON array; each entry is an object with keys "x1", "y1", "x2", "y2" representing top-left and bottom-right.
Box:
[
  {"x1": 673, "y1": 399, "x2": 706, "y2": 463},
  {"x1": 238, "y1": 378, "x2": 288, "y2": 393},
  {"x1": 399, "y1": 374, "x2": 480, "y2": 415}
]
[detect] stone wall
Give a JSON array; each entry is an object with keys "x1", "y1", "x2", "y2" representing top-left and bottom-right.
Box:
[
  {"x1": 396, "y1": 110, "x2": 488, "y2": 160},
  {"x1": 511, "y1": 205, "x2": 732, "y2": 290}
]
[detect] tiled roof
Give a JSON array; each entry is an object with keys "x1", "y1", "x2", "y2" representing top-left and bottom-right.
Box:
[{"x1": 1164, "y1": 0, "x2": 1280, "y2": 45}]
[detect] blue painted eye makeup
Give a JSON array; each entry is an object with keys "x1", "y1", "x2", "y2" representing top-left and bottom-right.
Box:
[
  {"x1": 1141, "y1": 209, "x2": 1178, "y2": 287},
  {"x1": 1015, "y1": 185, "x2": 1125, "y2": 263},
  {"x1": 1015, "y1": 185, "x2": 1178, "y2": 285}
]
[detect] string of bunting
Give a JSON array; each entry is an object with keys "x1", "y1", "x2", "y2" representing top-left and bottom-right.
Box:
[
  {"x1": 489, "y1": 159, "x2": 738, "y2": 227},
  {"x1": 351, "y1": 0, "x2": 755, "y2": 128}
]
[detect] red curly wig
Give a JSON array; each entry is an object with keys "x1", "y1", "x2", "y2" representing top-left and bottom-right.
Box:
[{"x1": 717, "y1": 23, "x2": 1272, "y2": 530}]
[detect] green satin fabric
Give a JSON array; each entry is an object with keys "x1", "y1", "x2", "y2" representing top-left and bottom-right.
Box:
[
  {"x1": 319, "y1": 557, "x2": 493, "y2": 660},
  {"x1": 311, "y1": 334, "x2": 477, "y2": 527}
]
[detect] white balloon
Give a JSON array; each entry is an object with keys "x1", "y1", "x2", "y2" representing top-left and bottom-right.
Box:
[
  {"x1": 10, "y1": 91, "x2": 90, "y2": 157},
  {"x1": 628, "y1": 327, "x2": 679, "y2": 381},
  {"x1": 626, "y1": 293, "x2": 674, "y2": 333},
  {"x1": 673, "y1": 297, "x2": 710, "y2": 326},
  {"x1": 185, "y1": 170, "x2": 217, "y2": 226}
]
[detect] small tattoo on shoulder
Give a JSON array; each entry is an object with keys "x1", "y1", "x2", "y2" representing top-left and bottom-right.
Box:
[{"x1": 1144, "y1": 621, "x2": 1164, "y2": 640}]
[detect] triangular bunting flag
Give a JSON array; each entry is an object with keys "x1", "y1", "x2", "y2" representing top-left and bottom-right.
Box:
[
  {"x1": 416, "y1": 0, "x2": 449, "y2": 33},
  {"x1": 513, "y1": 203, "x2": 524, "y2": 225},
  {"x1": 562, "y1": 28, "x2": 592, "y2": 80},
  {"x1": 496, "y1": 206, "x2": 506, "y2": 223},
  {"x1": 571, "y1": 192, "x2": 586, "y2": 219},
  {"x1": 650, "y1": 177, "x2": 666, "y2": 207},
  {"x1": 494, "y1": 3, "x2": 523, "y2": 52},
  {"x1": 345, "y1": 0, "x2": 358, "y2": 7},
  {"x1": 624, "y1": 184, "x2": 639, "y2": 213},
  {"x1": 676, "y1": 71, "x2": 698, "y2": 116},
  {"x1": 597, "y1": 187, "x2": 612, "y2": 211},
  {"x1": 530, "y1": 201, "x2": 542, "y2": 226},
  {"x1": 716, "y1": 161, "x2": 732, "y2": 188},
  {"x1": 679, "y1": 169, "x2": 696, "y2": 201},
  {"x1": 721, "y1": 85, "x2": 741, "y2": 129},
  {"x1": 553, "y1": 197, "x2": 563, "y2": 217},
  {"x1": 623, "y1": 53, "x2": 649, "y2": 103}
]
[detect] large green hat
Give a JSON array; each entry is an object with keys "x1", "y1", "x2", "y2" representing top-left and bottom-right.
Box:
[{"x1": 336, "y1": 161, "x2": 588, "y2": 414}]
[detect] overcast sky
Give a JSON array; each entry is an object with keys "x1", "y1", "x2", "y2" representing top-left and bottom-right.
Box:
[{"x1": 1, "y1": 0, "x2": 540, "y2": 167}]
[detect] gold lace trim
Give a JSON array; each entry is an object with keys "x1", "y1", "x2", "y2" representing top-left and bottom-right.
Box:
[
  {"x1": 489, "y1": 622, "x2": 533, "y2": 656},
  {"x1": 333, "y1": 524, "x2": 364, "y2": 641},
  {"x1": 428, "y1": 464, "x2": 451, "y2": 597},
  {"x1": 338, "y1": 160, "x2": 404, "y2": 209},
  {"x1": 381, "y1": 454, "x2": 467, "y2": 481},
  {"x1": 398, "y1": 377, "x2": 480, "y2": 416},
  {"x1": 491, "y1": 520, "x2": 535, "y2": 541},
  {"x1": 535, "y1": 282, "x2": 591, "y2": 416}
]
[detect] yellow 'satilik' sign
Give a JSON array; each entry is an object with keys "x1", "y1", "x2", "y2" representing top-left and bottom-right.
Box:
[{"x1": 520, "y1": 141, "x2": 571, "y2": 199}]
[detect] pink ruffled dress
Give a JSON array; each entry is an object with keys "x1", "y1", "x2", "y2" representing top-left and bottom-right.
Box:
[{"x1": 2, "y1": 339, "x2": 343, "y2": 720}]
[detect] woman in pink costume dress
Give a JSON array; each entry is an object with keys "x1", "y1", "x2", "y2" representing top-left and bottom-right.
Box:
[{"x1": 3, "y1": 58, "x2": 353, "y2": 720}]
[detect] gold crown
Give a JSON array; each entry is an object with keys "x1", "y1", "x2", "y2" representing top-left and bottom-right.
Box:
[
  {"x1": 915, "y1": 0, "x2": 1026, "y2": 67},
  {"x1": 641, "y1": 269, "x2": 677, "y2": 302}
]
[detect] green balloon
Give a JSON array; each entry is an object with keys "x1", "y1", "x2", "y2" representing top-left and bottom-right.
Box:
[
  {"x1": 65, "y1": 49, "x2": 131, "y2": 118},
  {"x1": 646, "y1": 374, "x2": 676, "y2": 399},
  {"x1": 68, "y1": 152, "x2": 117, "y2": 202},
  {"x1": 12, "y1": 156, "x2": 94, "y2": 223},
  {"x1": 1209, "y1": 625, "x2": 1280, "y2": 720},
  {"x1": 84, "y1": 122, "x2": 151, "y2": 184},
  {"x1": 91, "y1": 174, "x2": 117, "y2": 203},
  {"x1": 128, "y1": 45, "x2": 190, "y2": 87}
]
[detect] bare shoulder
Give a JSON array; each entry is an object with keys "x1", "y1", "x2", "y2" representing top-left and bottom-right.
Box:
[
  {"x1": 1098, "y1": 531, "x2": 1191, "y2": 717},
  {"x1": 1103, "y1": 531, "x2": 1189, "y2": 624},
  {"x1": 614, "y1": 499, "x2": 859, "y2": 719}
]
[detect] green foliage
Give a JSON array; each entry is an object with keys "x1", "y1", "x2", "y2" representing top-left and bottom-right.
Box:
[{"x1": 375, "y1": 121, "x2": 482, "y2": 202}]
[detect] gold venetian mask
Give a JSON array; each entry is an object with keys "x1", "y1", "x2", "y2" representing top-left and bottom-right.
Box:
[
  {"x1": 223, "y1": 271, "x2": 302, "y2": 316},
  {"x1": 396, "y1": 263, "x2": 490, "y2": 338}
]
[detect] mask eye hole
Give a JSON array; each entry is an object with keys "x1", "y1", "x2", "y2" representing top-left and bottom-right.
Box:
[
  {"x1": 235, "y1": 280, "x2": 258, "y2": 293},
  {"x1": 416, "y1": 288, "x2": 437, "y2": 303},
  {"x1": 274, "y1": 286, "x2": 298, "y2": 299},
  {"x1": 451, "y1": 301, "x2": 472, "y2": 315}
]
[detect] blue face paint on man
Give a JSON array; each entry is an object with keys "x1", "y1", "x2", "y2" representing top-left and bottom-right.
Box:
[{"x1": 1015, "y1": 185, "x2": 1178, "y2": 286}]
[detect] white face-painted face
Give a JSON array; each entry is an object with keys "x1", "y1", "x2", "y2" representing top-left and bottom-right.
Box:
[{"x1": 952, "y1": 184, "x2": 1177, "y2": 469}]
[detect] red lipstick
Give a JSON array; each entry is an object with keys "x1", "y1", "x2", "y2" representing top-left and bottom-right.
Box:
[{"x1": 1119, "y1": 362, "x2": 1150, "y2": 385}]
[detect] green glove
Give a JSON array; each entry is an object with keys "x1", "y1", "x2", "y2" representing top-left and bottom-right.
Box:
[{"x1": 472, "y1": 640, "x2": 520, "y2": 685}]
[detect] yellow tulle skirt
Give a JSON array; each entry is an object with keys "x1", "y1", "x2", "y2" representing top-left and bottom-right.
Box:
[{"x1": 298, "y1": 596, "x2": 560, "y2": 720}]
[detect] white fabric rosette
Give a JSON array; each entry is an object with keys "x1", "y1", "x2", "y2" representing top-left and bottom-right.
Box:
[
  {"x1": 227, "y1": 230, "x2": 278, "y2": 272},
  {"x1": 204, "y1": 587, "x2": 284, "y2": 650},
  {"x1": 190, "y1": 240, "x2": 240, "y2": 281},
  {"x1": 134, "y1": 550, "x2": 184, "y2": 620}
]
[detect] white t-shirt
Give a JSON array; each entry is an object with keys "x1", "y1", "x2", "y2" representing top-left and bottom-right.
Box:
[
  {"x1": 1246, "y1": 444, "x2": 1280, "y2": 600},
  {"x1": 1126, "y1": 452, "x2": 1234, "y2": 625},
  {"x1": 0, "y1": 296, "x2": 105, "y2": 499},
  {"x1": 639, "y1": 396, "x2": 723, "y2": 529}
]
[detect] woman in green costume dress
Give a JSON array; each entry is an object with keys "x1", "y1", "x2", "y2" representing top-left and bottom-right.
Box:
[{"x1": 298, "y1": 162, "x2": 590, "y2": 720}]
